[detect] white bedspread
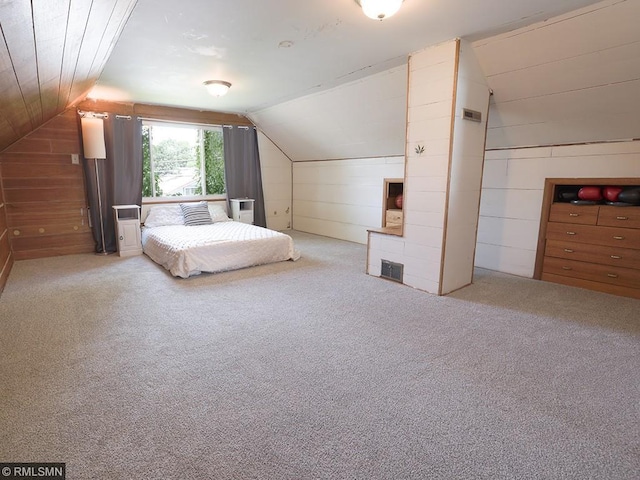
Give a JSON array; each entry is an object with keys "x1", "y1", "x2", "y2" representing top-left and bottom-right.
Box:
[{"x1": 141, "y1": 222, "x2": 299, "y2": 278}]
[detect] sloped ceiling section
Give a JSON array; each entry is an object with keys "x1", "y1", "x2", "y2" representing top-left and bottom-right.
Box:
[
  {"x1": 0, "y1": 0, "x2": 137, "y2": 153},
  {"x1": 251, "y1": 0, "x2": 640, "y2": 161},
  {"x1": 474, "y1": 0, "x2": 640, "y2": 149},
  {"x1": 250, "y1": 66, "x2": 408, "y2": 162}
]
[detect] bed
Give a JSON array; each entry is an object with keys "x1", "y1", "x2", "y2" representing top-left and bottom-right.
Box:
[{"x1": 141, "y1": 202, "x2": 299, "y2": 278}]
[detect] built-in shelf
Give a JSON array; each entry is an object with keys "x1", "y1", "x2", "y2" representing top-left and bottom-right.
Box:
[
  {"x1": 382, "y1": 178, "x2": 403, "y2": 233},
  {"x1": 535, "y1": 178, "x2": 640, "y2": 299}
]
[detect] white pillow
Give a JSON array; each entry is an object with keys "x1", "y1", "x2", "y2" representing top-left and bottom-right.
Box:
[
  {"x1": 143, "y1": 205, "x2": 185, "y2": 228},
  {"x1": 208, "y1": 204, "x2": 231, "y2": 222}
]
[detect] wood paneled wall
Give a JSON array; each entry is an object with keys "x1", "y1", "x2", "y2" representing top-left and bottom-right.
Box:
[
  {"x1": 0, "y1": 100, "x2": 254, "y2": 269},
  {"x1": 0, "y1": 168, "x2": 12, "y2": 295},
  {"x1": 0, "y1": 109, "x2": 94, "y2": 260},
  {"x1": 0, "y1": 0, "x2": 137, "y2": 153}
]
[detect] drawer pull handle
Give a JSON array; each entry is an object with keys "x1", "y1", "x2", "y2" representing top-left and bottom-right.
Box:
[
  {"x1": 613, "y1": 236, "x2": 624, "y2": 240},
  {"x1": 615, "y1": 216, "x2": 628, "y2": 220},
  {"x1": 607, "y1": 273, "x2": 618, "y2": 278},
  {"x1": 563, "y1": 248, "x2": 574, "y2": 253},
  {"x1": 566, "y1": 231, "x2": 576, "y2": 235},
  {"x1": 569, "y1": 213, "x2": 579, "y2": 217},
  {"x1": 562, "y1": 266, "x2": 572, "y2": 270},
  {"x1": 610, "y1": 255, "x2": 622, "y2": 259}
]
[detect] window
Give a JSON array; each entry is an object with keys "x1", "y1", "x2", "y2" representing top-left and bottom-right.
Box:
[{"x1": 142, "y1": 121, "x2": 225, "y2": 198}]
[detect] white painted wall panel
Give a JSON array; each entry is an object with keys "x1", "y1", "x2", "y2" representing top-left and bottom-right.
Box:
[
  {"x1": 403, "y1": 190, "x2": 446, "y2": 212},
  {"x1": 257, "y1": 131, "x2": 292, "y2": 230},
  {"x1": 403, "y1": 224, "x2": 444, "y2": 249},
  {"x1": 477, "y1": 216, "x2": 540, "y2": 251},
  {"x1": 473, "y1": 0, "x2": 639, "y2": 75},
  {"x1": 485, "y1": 41, "x2": 640, "y2": 104},
  {"x1": 295, "y1": 200, "x2": 380, "y2": 227},
  {"x1": 404, "y1": 210, "x2": 446, "y2": 229},
  {"x1": 406, "y1": 154, "x2": 450, "y2": 178},
  {"x1": 410, "y1": 40, "x2": 457, "y2": 70},
  {"x1": 476, "y1": 140, "x2": 640, "y2": 277},
  {"x1": 475, "y1": 242, "x2": 537, "y2": 278},
  {"x1": 487, "y1": 111, "x2": 640, "y2": 150},
  {"x1": 295, "y1": 216, "x2": 372, "y2": 245},
  {"x1": 479, "y1": 188, "x2": 544, "y2": 221},
  {"x1": 250, "y1": 66, "x2": 407, "y2": 161},
  {"x1": 407, "y1": 100, "x2": 452, "y2": 123},
  {"x1": 293, "y1": 157, "x2": 405, "y2": 244},
  {"x1": 366, "y1": 40, "x2": 460, "y2": 294},
  {"x1": 473, "y1": 0, "x2": 640, "y2": 149},
  {"x1": 441, "y1": 40, "x2": 491, "y2": 294}
]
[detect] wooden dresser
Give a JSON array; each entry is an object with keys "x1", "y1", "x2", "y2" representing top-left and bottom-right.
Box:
[{"x1": 536, "y1": 178, "x2": 640, "y2": 299}]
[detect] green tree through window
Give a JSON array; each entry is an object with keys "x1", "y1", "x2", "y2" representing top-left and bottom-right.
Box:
[
  {"x1": 142, "y1": 126, "x2": 161, "y2": 197},
  {"x1": 195, "y1": 129, "x2": 225, "y2": 195},
  {"x1": 142, "y1": 122, "x2": 225, "y2": 198}
]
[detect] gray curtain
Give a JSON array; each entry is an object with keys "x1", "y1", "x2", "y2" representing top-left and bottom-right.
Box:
[
  {"x1": 82, "y1": 115, "x2": 142, "y2": 253},
  {"x1": 223, "y1": 126, "x2": 266, "y2": 227}
]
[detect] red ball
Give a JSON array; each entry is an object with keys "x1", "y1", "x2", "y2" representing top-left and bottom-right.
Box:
[
  {"x1": 395, "y1": 194, "x2": 403, "y2": 209},
  {"x1": 578, "y1": 186, "x2": 602, "y2": 201},
  {"x1": 603, "y1": 186, "x2": 623, "y2": 202}
]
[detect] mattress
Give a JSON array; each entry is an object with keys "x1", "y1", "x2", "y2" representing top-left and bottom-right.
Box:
[{"x1": 141, "y1": 221, "x2": 299, "y2": 278}]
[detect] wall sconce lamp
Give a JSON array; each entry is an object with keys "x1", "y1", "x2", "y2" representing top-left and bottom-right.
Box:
[
  {"x1": 356, "y1": 0, "x2": 404, "y2": 20},
  {"x1": 79, "y1": 111, "x2": 110, "y2": 255},
  {"x1": 204, "y1": 80, "x2": 232, "y2": 97}
]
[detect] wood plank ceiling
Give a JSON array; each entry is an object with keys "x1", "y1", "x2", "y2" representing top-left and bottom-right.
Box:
[{"x1": 0, "y1": 0, "x2": 137, "y2": 153}]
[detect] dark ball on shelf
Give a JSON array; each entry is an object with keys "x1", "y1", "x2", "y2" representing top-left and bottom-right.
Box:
[{"x1": 618, "y1": 187, "x2": 640, "y2": 205}]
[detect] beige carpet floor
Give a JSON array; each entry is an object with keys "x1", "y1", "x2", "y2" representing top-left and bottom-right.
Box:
[{"x1": 1, "y1": 231, "x2": 638, "y2": 479}]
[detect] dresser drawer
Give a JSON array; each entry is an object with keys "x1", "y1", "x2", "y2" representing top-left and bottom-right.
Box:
[
  {"x1": 543, "y1": 257, "x2": 640, "y2": 289},
  {"x1": 546, "y1": 222, "x2": 640, "y2": 249},
  {"x1": 549, "y1": 203, "x2": 598, "y2": 225},
  {"x1": 597, "y1": 205, "x2": 640, "y2": 229},
  {"x1": 544, "y1": 239, "x2": 640, "y2": 270}
]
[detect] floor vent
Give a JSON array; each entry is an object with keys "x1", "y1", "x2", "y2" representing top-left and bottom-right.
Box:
[{"x1": 381, "y1": 259, "x2": 403, "y2": 283}]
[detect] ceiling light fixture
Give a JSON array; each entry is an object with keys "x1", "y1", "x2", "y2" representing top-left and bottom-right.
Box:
[
  {"x1": 204, "y1": 80, "x2": 231, "y2": 97},
  {"x1": 356, "y1": 0, "x2": 404, "y2": 20}
]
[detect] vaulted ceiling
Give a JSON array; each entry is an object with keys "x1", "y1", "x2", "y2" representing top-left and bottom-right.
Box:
[
  {"x1": 92, "y1": 0, "x2": 604, "y2": 113},
  {"x1": 0, "y1": 0, "x2": 632, "y2": 154},
  {"x1": 0, "y1": 0, "x2": 136, "y2": 152}
]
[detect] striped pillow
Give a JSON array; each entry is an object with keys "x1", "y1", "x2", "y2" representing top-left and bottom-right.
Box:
[{"x1": 180, "y1": 202, "x2": 213, "y2": 226}]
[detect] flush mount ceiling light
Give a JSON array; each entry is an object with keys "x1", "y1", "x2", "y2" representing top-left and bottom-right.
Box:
[
  {"x1": 356, "y1": 0, "x2": 404, "y2": 20},
  {"x1": 203, "y1": 80, "x2": 231, "y2": 97}
]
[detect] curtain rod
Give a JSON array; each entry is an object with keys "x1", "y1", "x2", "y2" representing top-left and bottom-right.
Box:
[
  {"x1": 77, "y1": 111, "x2": 131, "y2": 120},
  {"x1": 139, "y1": 117, "x2": 222, "y2": 128},
  {"x1": 77, "y1": 110, "x2": 108, "y2": 119},
  {"x1": 139, "y1": 117, "x2": 253, "y2": 129}
]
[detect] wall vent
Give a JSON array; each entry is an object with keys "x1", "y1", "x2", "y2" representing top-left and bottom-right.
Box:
[
  {"x1": 462, "y1": 108, "x2": 482, "y2": 122},
  {"x1": 381, "y1": 259, "x2": 403, "y2": 283}
]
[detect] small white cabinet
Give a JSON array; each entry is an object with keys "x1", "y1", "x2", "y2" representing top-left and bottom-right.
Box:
[
  {"x1": 230, "y1": 198, "x2": 255, "y2": 224},
  {"x1": 112, "y1": 205, "x2": 142, "y2": 257}
]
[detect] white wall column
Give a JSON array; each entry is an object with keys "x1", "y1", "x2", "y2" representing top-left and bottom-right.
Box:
[{"x1": 368, "y1": 39, "x2": 491, "y2": 295}]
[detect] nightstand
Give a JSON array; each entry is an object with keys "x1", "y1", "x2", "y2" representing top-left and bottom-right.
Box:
[
  {"x1": 112, "y1": 205, "x2": 142, "y2": 257},
  {"x1": 230, "y1": 198, "x2": 255, "y2": 224}
]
